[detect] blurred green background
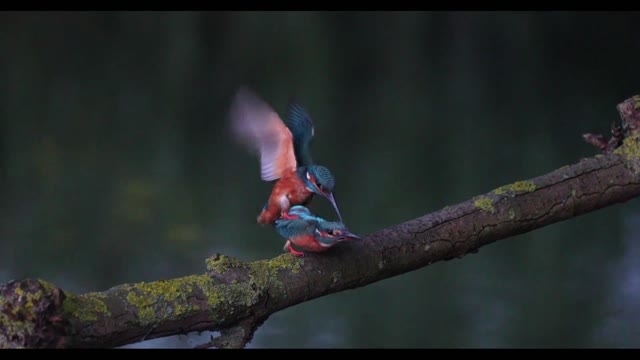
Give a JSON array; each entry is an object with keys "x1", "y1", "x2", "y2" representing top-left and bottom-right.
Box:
[{"x1": 1, "y1": 11, "x2": 640, "y2": 348}]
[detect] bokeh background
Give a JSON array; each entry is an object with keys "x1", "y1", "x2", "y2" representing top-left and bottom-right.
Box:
[{"x1": 2, "y1": 11, "x2": 640, "y2": 348}]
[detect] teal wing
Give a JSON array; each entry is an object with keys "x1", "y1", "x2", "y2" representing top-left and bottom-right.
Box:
[
  {"x1": 287, "y1": 205, "x2": 314, "y2": 219},
  {"x1": 274, "y1": 217, "x2": 317, "y2": 240},
  {"x1": 286, "y1": 103, "x2": 315, "y2": 166}
]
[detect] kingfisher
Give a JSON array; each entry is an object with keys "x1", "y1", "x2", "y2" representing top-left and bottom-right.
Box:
[
  {"x1": 274, "y1": 205, "x2": 360, "y2": 256},
  {"x1": 229, "y1": 87, "x2": 343, "y2": 225}
]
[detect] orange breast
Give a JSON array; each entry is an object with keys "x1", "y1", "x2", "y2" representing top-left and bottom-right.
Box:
[
  {"x1": 289, "y1": 234, "x2": 329, "y2": 252},
  {"x1": 274, "y1": 171, "x2": 312, "y2": 204},
  {"x1": 257, "y1": 170, "x2": 314, "y2": 225}
]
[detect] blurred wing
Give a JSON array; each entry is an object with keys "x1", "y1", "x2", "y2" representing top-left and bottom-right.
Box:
[
  {"x1": 229, "y1": 87, "x2": 297, "y2": 181},
  {"x1": 286, "y1": 103, "x2": 315, "y2": 166}
]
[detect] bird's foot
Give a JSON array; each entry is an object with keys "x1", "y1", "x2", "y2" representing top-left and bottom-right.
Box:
[{"x1": 287, "y1": 244, "x2": 305, "y2": 257}]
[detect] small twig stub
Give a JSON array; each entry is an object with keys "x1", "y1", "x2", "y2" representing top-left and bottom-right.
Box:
[{"x1": 584, "y1": 95, "x2": 640, "y2": 153}]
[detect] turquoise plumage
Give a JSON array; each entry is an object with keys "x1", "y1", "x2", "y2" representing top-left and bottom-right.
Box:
[
  {"x1": 274, "y1": 205, "x2": 359, "y2": 256},
  {"x1": 286, "y1": 103, "x2": 342, "y2": 220},
  {"x1": 240, "y1": 93, "x2": 343, "y2": 222},
  {"x1": 286, "y1": 103, "x2": 315, "y2": 167},
  {"x1": 273, "y1": 206, "x2": 315, "y2": 238}
]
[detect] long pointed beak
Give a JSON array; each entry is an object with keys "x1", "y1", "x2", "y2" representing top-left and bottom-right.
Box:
[
  {"x1": 339, "y1": 231, "x2": 361, "y2": 241},
  {"x1": 325, "y1": 192, "x2": 343, "y2": 222}
]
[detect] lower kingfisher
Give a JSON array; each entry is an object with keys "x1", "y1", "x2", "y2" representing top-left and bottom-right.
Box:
[
  {"x1": 274, "y1": 205, "x2": 360, "y2": 256},
  {"x1": 229, "y1": 87, "x2": 343, "y2": 225}
]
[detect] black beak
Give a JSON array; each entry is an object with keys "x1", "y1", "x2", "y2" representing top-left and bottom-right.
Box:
[
  {"x1": 325, "y1": 192, "x2": 343, "y2": 223},
  {"x1": 339, "y1": 231, "x2": 361, "y2": 241}
]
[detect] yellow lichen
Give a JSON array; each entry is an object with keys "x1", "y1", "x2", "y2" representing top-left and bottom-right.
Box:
[
  {"x1": 614, "y1": 133, "x2": 640, "y2": 161},
  {"x1": 125, "y1": 291, "x2": 156, "y2": 325},
  {"x1": 0, "y1": 279, "x2": 62, "y2": 346},
  {"x1": 474, "y1": 197, "x2": 495, "y2": 213},
  {"x1": 264, "y1": 254, "x2": 301, "y2": 274},
  {"x1": 508, "y1": 208, "x2": 516, "y2": 220},
  {"x1": 245, "y1": 257, "x2": 300, "y2": 294},
  {"x1": 63, "y1": 292, "x2": 110, "y2": 322},
  {"x1": 0, "y1": 291, "x2": 31, "y2": 348},
  {"x1": 206, "y1": 254, "x2": 244, "y2": 274},
  {"x1": 207, "y1": 253, "x2": 301, "y2": 294},
  {"x1": 188, "y1": 275, "x2": 220, "y2": 306},
  {"x1": 16, "y1": 289, "x2": 41, "y2": 314},
  {"x1": 61, "y1": 255, "x2": 304, "y2": 329},
  {"x1": 613, "y1": 132, "x2": 640, "y2": 175},
  {"x1": 37, "y1": 279, "x2": 57, "y2": 293},
  {"x1": 123, "y1": 275, "x2": 215, "y2": 326},
  {"x1": 493, "y1": 181, "x2": 536, "y2": 195}
]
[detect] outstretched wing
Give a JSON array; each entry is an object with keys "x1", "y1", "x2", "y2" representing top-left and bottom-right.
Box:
[
  {"x1": 229, "y1": 87, "x2": 297, "y2": 181},
  {"x1": 286, "y1": 103, "x2": 315, "y2": 166}
]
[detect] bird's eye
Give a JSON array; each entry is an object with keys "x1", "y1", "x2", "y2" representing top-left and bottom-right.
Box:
[
  {"x1": 317, "y1": 183, "x2": 324, "y2": 191},
  {"x1": 327, "y1": 230, "x2": 334, "y2": 236}
]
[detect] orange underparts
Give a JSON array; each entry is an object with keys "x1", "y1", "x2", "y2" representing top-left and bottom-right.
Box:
[
  {"x1": 289, "y1": 234, "x2": 329, "y2": 253},
  {"x1": 257, "y1": 170, "x2": 313, "y2": 225}
]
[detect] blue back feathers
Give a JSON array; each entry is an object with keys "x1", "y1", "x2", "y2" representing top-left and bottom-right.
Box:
[
  {"x1": 286, "y1": 103, "x2": 315, "y2": 166},
  {"x1": 287, "y1": 205, "x2": 314, "y2": 219},
  {"x1": 274, "y1": 206, "x2": 317, "y2": 239},
  {"x1": 274, "y1": 205, "x2": 351, "y2": 247},
  {"x1": 286, "y1": 103, "x2": 337, "y2": 194}
]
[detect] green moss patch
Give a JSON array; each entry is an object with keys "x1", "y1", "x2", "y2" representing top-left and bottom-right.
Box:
[
  {"x1": 493, "y1": 181, "x2": 536, "y2": 195},
  {"x1": 474, "y1": 197, "x2": 495, "y2": 213},
  {"x1": 63, "y1": 292, "x2": 110, "y2": 322}
]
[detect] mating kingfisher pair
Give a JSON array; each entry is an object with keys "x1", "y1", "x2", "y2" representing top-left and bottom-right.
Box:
[{"x1": 229, "y1": 87, "x2": 360, "y2": 256}]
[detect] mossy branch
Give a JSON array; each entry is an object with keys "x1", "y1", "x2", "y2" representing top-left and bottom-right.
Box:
[{"x1": 3, "y1": 96, "x2": 640, "y2": 349}]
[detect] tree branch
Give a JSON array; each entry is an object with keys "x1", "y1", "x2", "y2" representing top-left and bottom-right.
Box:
[{"x1": 3, "y1": 95, "x2": 640, "y2": 349}]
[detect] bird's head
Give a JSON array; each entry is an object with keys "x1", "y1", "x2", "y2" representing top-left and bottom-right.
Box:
[
  {"x1": 304, "y1": 165, "x2": 342, "y2": 222},
  {"x1": 314, "y1": 220, "x2": 360, "y2": 247}
]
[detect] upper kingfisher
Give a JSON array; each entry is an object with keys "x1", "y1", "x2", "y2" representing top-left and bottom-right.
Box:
[
  {"x1": 229, "y1": 87, "x2": 343, "y2": 225},
  {"x1": 274, "y1": 205, "x2": 360, "y2": 256}
]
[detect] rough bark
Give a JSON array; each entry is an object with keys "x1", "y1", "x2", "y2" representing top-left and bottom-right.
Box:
[{"x1": 3, "y1": 95, "x2": 640, "y2": 349}]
